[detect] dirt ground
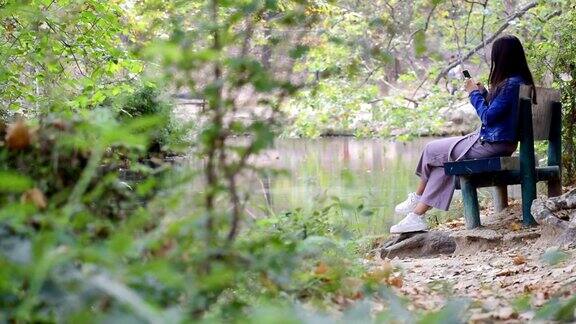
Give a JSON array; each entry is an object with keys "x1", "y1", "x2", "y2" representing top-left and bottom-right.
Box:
[{"x1": 370, "y1": 202, "x2": 576, "y2": 322}]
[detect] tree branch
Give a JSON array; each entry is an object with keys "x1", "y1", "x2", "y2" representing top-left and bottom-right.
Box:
[
  {"x1": 408, "y1": 3, "x2": 438, "y2": 40},
  {"x1": 432, "y1": 1, "x2": 538, "y2": 85},
  {"x1": 463, "y1": 2, "x2": 474, "y2": 44},
  {"x1": 479, "y1": 0, "x2": 488, "y2": 64}
]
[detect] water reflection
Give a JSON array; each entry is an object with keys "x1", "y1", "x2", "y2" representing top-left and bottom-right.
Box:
[
  {"x1": 250, "y1": 138, "x2": 433, "y2": 235},
  {"x1": 250, "y1": 137, "x2": 528, "y2": 235}
]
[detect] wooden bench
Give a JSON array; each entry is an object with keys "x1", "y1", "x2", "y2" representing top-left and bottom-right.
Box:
[{"x1": 444, "y1": 86, "x2": 562, "y2": 229}]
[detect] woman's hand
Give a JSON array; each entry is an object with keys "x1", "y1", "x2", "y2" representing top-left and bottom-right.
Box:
[
  {"x1": 464, "y1": 78, "x2": 479, "y2": 94},
  {"x1": 476, "y1": 81, "x2": 487, "y2": 93}
]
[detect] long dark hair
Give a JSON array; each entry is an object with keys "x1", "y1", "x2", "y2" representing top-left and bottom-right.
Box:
[{"x1": 488, "y1": 35, "x2": 535, "y2": 102}]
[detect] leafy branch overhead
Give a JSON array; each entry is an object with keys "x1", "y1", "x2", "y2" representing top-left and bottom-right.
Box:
[
  {"x1": 432, "y1": 1, "x2": 538, "y2": 85},
  {"x1": 0, "y1": 0, "x2": 141, "y2": 112}
]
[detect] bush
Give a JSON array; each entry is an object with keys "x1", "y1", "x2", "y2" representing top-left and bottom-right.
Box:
[
  {"x1": 0, "y1": 109, "x2": 169, "y2": 220},
  {"x1": 113, "y1": 85, "x2": 187, "y2": 155}
]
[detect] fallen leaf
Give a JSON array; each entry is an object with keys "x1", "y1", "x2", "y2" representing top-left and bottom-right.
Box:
[
  {"x1": 388, "y1": 275, "x2": 403, "y2": 288},
  {"x1": 366, "y1": 261, "x2": 393, "y2": 282},
  {"x1": 6, "y1": 120, "x2": 32, "y2": 150},
  {"x1": 524, "y1": 284, "x2": 535, "y2": 293},
  {"x1": 314, "y1": 262, "x2": 329, "y2": 275},
  {"x1": 495, "y1": 269, "x2": 518, "y2": 277},
  {"x1": 351, "y1": 291, "x2": 363, "y2": 300},
  {"x1": 21, "y1": 188, "x2": 47, "y2": 209},
  {"x1": 509, "y1": 222, "x2": 522, "y2": 231},
  {"x1": 513, "y1": 255, "x2": 527, "y2": 265}
]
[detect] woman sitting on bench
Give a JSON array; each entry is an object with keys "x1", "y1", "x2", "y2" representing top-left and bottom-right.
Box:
[{"x1": 390, "y1": 35, "x2": 536, "y2": 234}]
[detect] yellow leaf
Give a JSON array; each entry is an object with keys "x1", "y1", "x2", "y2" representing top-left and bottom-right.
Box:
[
  {"x1": 510, "y1": 222, "x2": 522, "y2": 231},
  {"x1": 513, "y1": 255, "x2": 527, "y2": 265},
  {"x1": 21, "y1": 188, "x2": 47, "y2": 209}
]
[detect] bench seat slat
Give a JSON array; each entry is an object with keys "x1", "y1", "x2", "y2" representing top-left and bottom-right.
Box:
[{"x1": 444, "y1": 156, "x2": 520, "y2": 176}]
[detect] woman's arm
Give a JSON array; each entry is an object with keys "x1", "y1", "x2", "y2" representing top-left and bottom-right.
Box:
[
  {"x1": 468, "y1": 79, "x2": 520, "y2": 125},
  {"x1": 477, "y1": 83, "x2": 488, "y2": 99}
]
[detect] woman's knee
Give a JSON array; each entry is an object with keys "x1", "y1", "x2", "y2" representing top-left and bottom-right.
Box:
[
  {"x1": 423, "y1": 140, "x2": 446, "y2": 159},
  {"x1": 424, "y1": 139, "x2": 445, "y2": 153},
  {"x1": 422, "y1": 142, "x2": 435, "y2": 155}
]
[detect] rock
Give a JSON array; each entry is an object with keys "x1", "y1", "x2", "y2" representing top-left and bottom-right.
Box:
[
  {"x1": 532, "y1": 188, "x2": 576, "y2": 247},
  {"x1": 495, "y1": 306, "x2": 517, "y2": 320},
  {"x1": 438, "y1": 101, "x2": 480, "y2": 135},
  {"x1": 452, "y1": 229, "x2": 503, "y2": 254},
  {"x1": 469, "y1": 311, "x2": 494, "y2": 322},
  {"x1": 380, "y1": 231, "x2": 456, "y2": 259},
  {"x1": 502, "y1": 230, "x2": 540, "y2": 243}
]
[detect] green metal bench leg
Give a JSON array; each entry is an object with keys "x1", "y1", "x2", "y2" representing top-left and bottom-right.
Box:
[
  {"x1": 548, "y1": 101, "x2": 562, "y2": 198},
  {"x1": 520, "y1": 168, "x2": 537, "y2": 226},
  {"x1": 492, "y1": 185, "x2": 508, "y2": 213},
  {"x1": 460, "y1": 177, "x2": 481, "y2": 229},
  {"x1": 519, "y1": 97, "x2": 538, "y2": 227},
  {"x1": 520, "y1": 179, "x2": 537, "y2": 226}
]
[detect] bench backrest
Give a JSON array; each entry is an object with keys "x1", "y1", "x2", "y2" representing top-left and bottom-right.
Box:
[
  {"x1": 518, "y1": 85, "x2": 563, "y2": 201},
  {"x1": 518, "y1": 85, "x2": 562, "y2": 197},
  {"x1": 519, "y1": 85, "x2": 561, "y2": 141}
]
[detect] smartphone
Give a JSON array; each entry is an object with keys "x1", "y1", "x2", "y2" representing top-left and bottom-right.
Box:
[{"x1": 462, "y1": 70, "x2": 471, "y2": 79}]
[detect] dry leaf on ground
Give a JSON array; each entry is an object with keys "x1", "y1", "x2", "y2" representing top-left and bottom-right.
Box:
[
  {"x1": 509, "y1": 222, "x2": 522, "y2": 231},
  {"x1": 388, "y1": 275, "x2": 403, "y2": 288},
  {"x1": 21, "y1": 188, "x2": 47, "y2": 209},
  {"x1": 513, "y1": 255, "x2": 527, "y2": 265}
]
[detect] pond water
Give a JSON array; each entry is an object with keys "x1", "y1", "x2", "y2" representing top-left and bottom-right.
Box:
[{"x1": 247, "y1": 138, "x2": 436, "y2": 236}]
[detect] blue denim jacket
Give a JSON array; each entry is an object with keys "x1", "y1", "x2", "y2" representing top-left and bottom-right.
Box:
[{"x1": 468, "y1": 75, "x2": 526, "y2": 142}]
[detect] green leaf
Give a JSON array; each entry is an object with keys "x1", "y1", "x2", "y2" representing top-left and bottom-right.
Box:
[
  {"x1": 554, "y1": 296, "x2": 576, "y2": 322},
  {"x1": 541, "y1": 247, "x2": 569, "y2": 266},
  {"x1": 414, "y1": 30, "x2": 427, "y2": 57},
  {"x1": 417, "y1": 299, "x2": 470, "y2": 324},
  {"x1": 0, "y1": 172, "x2": 33, "y2": 193},
  {"x1": 289, "y1": 45, "x2": 309, "y2": 59}
]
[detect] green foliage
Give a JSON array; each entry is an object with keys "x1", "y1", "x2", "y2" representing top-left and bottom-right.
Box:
[
  {"x1": 526, "y1": 5, "x2": 576, "y2": 184},
  {"x1": 0, "y1": 113, "x2": 165, "y2": 216},
  {"x1": 0, "y1": 0, "x2": 141, "y2": 114},
  {"x1": 113, "y1": 85, "x2": 187, "y2": 152},
  {"x1": 286, "y1": 81, "x2": 455, "y2": 138},
  {"x1": 413, "y1": 30, "x2": 427, "y2": 57},
  {"x1": 285, "y1": 79, "x2": 380, "y2": 137},
  {"x1": 0, "y1": 113, "x2": 172, "y2": 321}
]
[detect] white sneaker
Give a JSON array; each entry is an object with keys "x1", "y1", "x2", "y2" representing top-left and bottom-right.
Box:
[
  {"x1": 390, "y1": 212, "x2": 428, "y2": 234},
  {"x1": 394, "y1": 192, "x2": 420, "y2": 214}
]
